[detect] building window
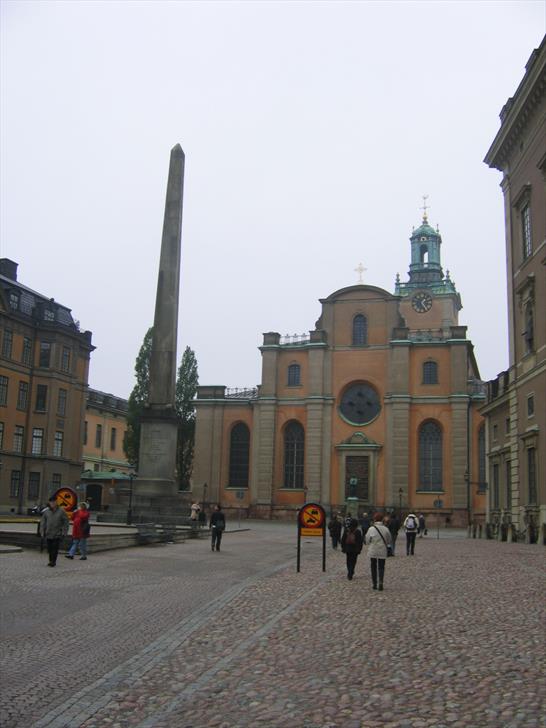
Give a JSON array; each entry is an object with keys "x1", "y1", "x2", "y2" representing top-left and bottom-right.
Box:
[
  {"x1": 418, "y1": 421, "x2": 443, "y2": 490},
  {"x1": 93, "y1": 463, "x2": 100, "y2": 472},
  {"x1": 84, "y1": 421, "x2": 88, "y2": 446},
  {"x1": 287, "y1": 364, "x2": 301, "y2": 386},
  {"x1": 52, "y1": 473, "x2": 61, "y2": 489},
  {"x1": 505, "y1": 417, "x2": 510, "y2": 434},
  {"x1": 492, "y1": 463, "x2": 499, "y2": 509},
  {"x1": 283, "y1": 421, "x2": 304, "y2": 488},
  {"x1": 44, "y1": 309, "x2": 55, "y2": 322},
  {"x1": 492, "y1": 424, "x2": 498, "y2": 441},
  {"x1": 31, "y1": 428, "x2": 44, "y2": 455},
  {"x1": 524, "y1": 303, "x2": 534, "y2": 353},
  {"x1": 39, "y1": 341, "x2": 52, "y2": 367},
  {"x1": 28, "y1": 472, "x2": 41, "y2": 500},
  {"x1": 228, "y1": 423, "x2": 250, "y2": 487},
  {"x1": 17, "y1": 381, "x2": 29, "y2": 411},
  {"x1": 57, "y1": 389, "x2": 67, "y2": 417},
  {"x1": 110, "y1": 427, "x2": 117, "y2": 451},
  {"x1": 10, "y1": 471, "x2": 22, "y2": 498},
  {"x1": 2, "y1": 329, "x2": 13, "y2": 359},
  {"x1": 0, "y1": 376, "x2": 7, "y2": 406},
  {"x1": 422, "y1": 361, "x2": 438, "y2": 384},
  {"x1": 53, "y1": 431, "x2": 63, "y2": 457},
  {"x1": 527, "y1": 395, "x2": 534, "y2": 418},
  {"x1": 22, "y1": 337, "x2": 32, "y2": 366},
  {"x1": 8, "y1": 291, "x2": 19, "y2": 310},
  {"x1": 0, "y1": 421, "x2": 3, "y2": 448},
  {"x1": 478, "y1": 425, "x2": 486, "y2": 492},
  {"x1": 352, "y1": 314, "x2": 368, "y2": 346},
  {"x1": 505, "y1": 461, "x2": 512, "y2": 510},
  {"x1": 528, "y1": 448, "x2": 537, "y2": 504},
  {"x1": 521, "y1": 204, "x2": 532, "y2": 259},
  {"x1": 35, "y1": 384, "x2": 48, "y2": 412},
  {"x1": 13, "y1": 425, "x2": 25, "y2": 453},
  {"x1": 95, "y1": 424, "x2": 102, "y2": 448},
  {"x1": 61, "y1": 346, "x2": 71, "y2": 373}
]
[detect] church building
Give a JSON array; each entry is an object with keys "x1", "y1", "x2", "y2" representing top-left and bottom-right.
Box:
[{"x1": 193, "y1": 211, "x2": 487, "y2": 526}]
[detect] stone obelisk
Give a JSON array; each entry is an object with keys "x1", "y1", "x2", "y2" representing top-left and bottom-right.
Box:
[{"x1": 136, "y1": 144, "x2": 185, "y2": 497}]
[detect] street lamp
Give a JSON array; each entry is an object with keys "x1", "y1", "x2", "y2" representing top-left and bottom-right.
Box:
[
  {"x1": 127, "y1": 471, "x2": 136, "y2": 525},
  {"x1": 398, "y1": 488, "x2": 403, "y2": 511}
]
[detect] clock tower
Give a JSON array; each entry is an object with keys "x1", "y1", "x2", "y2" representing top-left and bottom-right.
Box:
[{"x1": 396, "y1": 205, "x2": 461, "y2": 331}]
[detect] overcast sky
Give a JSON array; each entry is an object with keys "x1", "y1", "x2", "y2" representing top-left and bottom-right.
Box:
[{"x1": 1, "y1": 1, "x2": 544, "y2": 399}]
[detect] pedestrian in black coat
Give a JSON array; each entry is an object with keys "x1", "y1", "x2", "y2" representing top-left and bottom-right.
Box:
[
  {"x1": 387, "y1": 512, "x2": 400, "y2": 555},
  {"x1": 341, "y1": 518, "x2": 363, "y2": 580},
  {"x1": 327, "y1": 513, "x2": 343, "y2": 550}
]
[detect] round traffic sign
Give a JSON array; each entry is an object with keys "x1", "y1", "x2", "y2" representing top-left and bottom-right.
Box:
[
  {"x1": 299, "y1": 503, "x2": 325, "y2": 529},
  {"x1": 53, "y1": 487, "x2": 78, "y2": 513}
]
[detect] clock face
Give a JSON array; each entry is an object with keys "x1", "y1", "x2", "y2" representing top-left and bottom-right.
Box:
[
  {"x1": 339, "y1": 383, "x2": 381, "y2": 425},
  {"x1": 412, "y1": 292, "x2": 433, "y2": 313}
]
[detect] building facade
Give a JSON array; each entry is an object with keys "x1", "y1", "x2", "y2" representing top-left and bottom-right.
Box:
[
  {"x1": 83, "y1": 388, "x2": 130, "y2": 474},
  {"x1": 194, "y1": 216, "x2": 486, "y2": 525},
  {"x1": 0, "y1": 259, "x2": 94, "y2": 512},
  {"x1": 482, "y1": 37, "x2": 546, "y2": 543}
]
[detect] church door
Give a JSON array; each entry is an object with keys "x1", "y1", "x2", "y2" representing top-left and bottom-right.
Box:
[{"x1": 345, "y1": 456, "x2": 369, "y2": 500}]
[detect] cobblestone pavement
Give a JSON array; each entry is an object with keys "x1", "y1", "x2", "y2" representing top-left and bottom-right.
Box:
[{"x1": 1, "y1": 527, "x2": 545, "y2": 728}]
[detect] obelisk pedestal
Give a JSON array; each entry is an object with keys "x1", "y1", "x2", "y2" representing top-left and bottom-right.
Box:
[{"x1": 134, "y1": 144, "x2": 185, "y2": 498}]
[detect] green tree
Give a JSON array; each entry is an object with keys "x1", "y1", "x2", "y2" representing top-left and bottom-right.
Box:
[
  {"x1": 123, "y1": 327, "x2": 153, "y2": 468},
  {"x1": 175, "y1": 346, "x2": 199, "y2": 490}
]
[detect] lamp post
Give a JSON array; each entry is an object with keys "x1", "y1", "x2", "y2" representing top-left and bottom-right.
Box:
[
  {"x1": 127, "y1": 471, "x2": 136, "y2": 525},
  {"x1": 398, "y1": 488, "x2": 403, "y2": 511},
  {"x1": 203, "y1": 482, "x2": 208, "y2": 509}
]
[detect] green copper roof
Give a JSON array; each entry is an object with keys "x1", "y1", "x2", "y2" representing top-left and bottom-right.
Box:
[{"x1": 411, "y1": 221, "x2": 440, "y2": 239}]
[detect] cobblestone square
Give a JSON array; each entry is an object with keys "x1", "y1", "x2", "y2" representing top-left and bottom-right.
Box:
[{"x1": 1, "y1": 525, "x2": 544, "y2": 728}]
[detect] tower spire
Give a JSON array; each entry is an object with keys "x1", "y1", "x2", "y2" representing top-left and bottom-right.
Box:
[{"x1": 420, "y1": 194, "x2": 430, "y2": 223}]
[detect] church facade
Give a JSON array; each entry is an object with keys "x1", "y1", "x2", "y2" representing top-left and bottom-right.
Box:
[{"x1": 193, "y1": 215, "x2": 486, "y2": 526}]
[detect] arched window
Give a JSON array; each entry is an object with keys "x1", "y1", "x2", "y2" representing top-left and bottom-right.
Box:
[
  {"x1": 284, "y1": 421, "x2": 304, "y2": 488},
  {"x1": 287, "y1": 363, "x2": 301, "y2": 386},
  {"x1": 422, "y1": 361, "x2": 438, "y2": 384},
  {"x1": 228, "y1": 423, "x2": 250, "y2": 487},
  {"x1": 420, "y1": 244, "x2": 429, "y2": 264},
  {"x1": 478, "y1": 425, "x2": 486, "y2": 492},
  {"x1": 352, "y1": 314, "x2": 368, "y2": 346},
  {"x1": 418, "y1": 421, "x2": 443, "y2": 490}
]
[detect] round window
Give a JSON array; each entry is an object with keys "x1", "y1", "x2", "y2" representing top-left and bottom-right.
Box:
[{"x1": 339, "y1": 383, "x2": 381, "y2": 425}]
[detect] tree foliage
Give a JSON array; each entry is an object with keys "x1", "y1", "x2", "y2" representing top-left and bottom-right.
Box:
[
  {"x1": 175, "y1": 346, "x2": 199, "y2": 490},
  {"x1": 123, "y1": 327, "x2": 153, "y2": 468}
]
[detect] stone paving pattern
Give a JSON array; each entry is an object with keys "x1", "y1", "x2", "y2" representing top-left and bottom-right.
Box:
[{"x1": 1, "y1": 524, "x2": 545, "y2": 728}]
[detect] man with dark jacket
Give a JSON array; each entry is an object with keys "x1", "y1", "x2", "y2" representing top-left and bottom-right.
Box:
[
  {"x1": 40, "y1": 495, "x2": 69, "y2": 567},
  {"x1": 209, "y1": 504, "x2": 226, "y2": 552},
  {"x1": 341, "y1": 518, "x2": 363, "y2": 580},
  {"x1": 387, "y1": 512, "x2": 400, "y2": 555}
]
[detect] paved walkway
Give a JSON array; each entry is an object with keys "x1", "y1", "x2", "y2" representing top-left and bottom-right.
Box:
[{"x1": 1, "y1": 525, "x2": 544, "y2": 728}]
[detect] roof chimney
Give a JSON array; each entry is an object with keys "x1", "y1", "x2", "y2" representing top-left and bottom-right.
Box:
[{"x1": 0, "y1": 259, "x2": 18, "y2": 281}]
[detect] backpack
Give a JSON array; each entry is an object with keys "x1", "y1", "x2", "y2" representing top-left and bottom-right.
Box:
[
  {"x1": 346, "y1": 531, "x2": 356, "y2": 545},
  {"x1": 215, "y1": 517, "x2": 225, "y2": 531},
  {"x1": 82, "y1": 520, "x2": 91, "y2": 537},
  {"x1": 406, "y1": 516, "x2": 416, "y2": 530}
]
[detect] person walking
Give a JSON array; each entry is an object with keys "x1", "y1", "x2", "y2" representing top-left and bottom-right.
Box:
[
  {"x1": 404, "y1": 512, "x2": 419, "y2": 555},
  {"x1": 365, "y1": 512, "x2": 392, "y2": 591},
  {"x1": 341, "y1": 518, "x2": 363, "y2": 580},
  {"x1": 327, "y1": 512, "x2": 342, "y2": 550},
  {"x1": 40, "y1": 495, "x2": 69, "y2": 567},
  {"x1": 190, "y1": 502, "x2": 201, "y2": 522},
  {"x1": 418, "y1": 513, "x2": 426, "y2": 537},
  {"x1": 210, "y1": 504, "x2": 226, "y2": 551},
  {"x1": 359, "y1": 511, "x2": 371, "y2": 534},
  {"x1": 387, "y1": 511, "x2": 400, "y2": 555},
  {"x1": 65, "y1": 502, "x2": 91, "y2": 561}
]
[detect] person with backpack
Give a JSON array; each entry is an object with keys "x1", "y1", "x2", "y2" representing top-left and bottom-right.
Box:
[
  {"x1": 387, "y1": 511, "x2": 400, "y2": 555},
  {"x1": 404, "y1": 512, "x2": 419, "y2": 555},
  {"x1": 364, "y1": 512, "x2": 393, "y2": 591},
  {"x1": 65, "y1": 501, "x2": 91, "y2": 561},
  {"x1": 340, "y1": 518, "x2": 363, "y2": 580},
  {"x1": 209, "y1": 504, "x2": 226, "y2": 552}
]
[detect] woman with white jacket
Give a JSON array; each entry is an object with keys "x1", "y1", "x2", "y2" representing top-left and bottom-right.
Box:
[{"x1": 364, "y1": 513, "x2": 392, "y2": 591}]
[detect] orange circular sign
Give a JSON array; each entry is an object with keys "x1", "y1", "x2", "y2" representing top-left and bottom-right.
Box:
[
  {"x1": 54, "y1": 487, "x2": 78, "y2": 513},
  {"x1": 299, "y1": 503, "x2": 325, "y2": 529}
]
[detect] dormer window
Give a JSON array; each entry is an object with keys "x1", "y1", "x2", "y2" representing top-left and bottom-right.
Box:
[
  {"x1": 44, "y1": 309, "x2": 55, "y2": 322},
  {"x1": 352, "y1": 314, "x2": 368, "y2": 346},
  {"x1": 8, "y1": 292, "x2": 19, "y2": 310}
]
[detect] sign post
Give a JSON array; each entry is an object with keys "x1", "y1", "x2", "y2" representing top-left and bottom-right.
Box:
[
  {"x1": 297, "y1": 502, "x2": 326, "y2": 573},
  {"x1": 434, "y1": 498, "x2": 443, "y2": 540}
]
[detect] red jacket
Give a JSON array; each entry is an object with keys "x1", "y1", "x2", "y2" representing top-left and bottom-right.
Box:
[{"x1": 72, "y1": 509, "x2": 90, "y2": 539}]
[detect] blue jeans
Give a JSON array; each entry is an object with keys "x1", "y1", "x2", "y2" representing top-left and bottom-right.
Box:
[{"x1": 69, "y1": 538, "x2": 88, "y2": 557}]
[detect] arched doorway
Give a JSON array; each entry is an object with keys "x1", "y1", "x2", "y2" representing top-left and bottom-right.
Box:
[{"x1": 86, "y1": 483, "x2": 103, "y2": 510}]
